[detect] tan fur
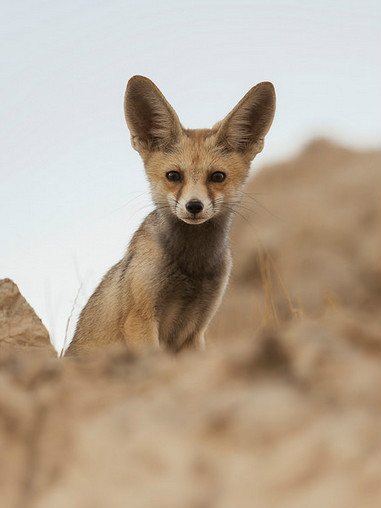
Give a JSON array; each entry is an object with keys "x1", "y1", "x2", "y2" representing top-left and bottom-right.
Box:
[{"x1": 66, "y1": 76, "x2": 275, "y2": 355}]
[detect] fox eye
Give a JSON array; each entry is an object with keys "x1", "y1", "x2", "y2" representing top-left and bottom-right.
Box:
[
  {"x1": 210, "y1": 171, "x2": 226, "y2": 183},
  {"x1": 166, "y1": 171, "x2": 182, "y2": 182}
]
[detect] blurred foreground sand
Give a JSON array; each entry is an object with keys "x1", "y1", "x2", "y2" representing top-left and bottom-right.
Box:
[{"x1": 1, "y1": 140, "x2": 380, "y2": 508}]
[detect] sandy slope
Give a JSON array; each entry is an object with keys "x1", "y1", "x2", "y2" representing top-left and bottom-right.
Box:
[
  {"x1": 0, "y1": 140, "x2": 380, "y2": 508},
  {"x1": 210, "y1": 139, "x2": 381, "y2": 340}
]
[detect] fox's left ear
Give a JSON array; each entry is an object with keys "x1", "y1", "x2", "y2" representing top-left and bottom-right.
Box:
[{"x1": 216, "y1": 82, "x2": 276, "y2": 159}]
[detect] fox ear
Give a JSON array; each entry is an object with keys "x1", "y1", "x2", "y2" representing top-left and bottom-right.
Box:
[
  {"x1": 124, "y1": 76, "x2": 182, "y2": 154},
  {"x1": 216, "y1": 82, "x2": 276, "y2": 158}
]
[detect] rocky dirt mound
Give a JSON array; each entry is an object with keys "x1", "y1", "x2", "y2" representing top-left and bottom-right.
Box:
[
  {"x1": 1, "y1": 140, "x2": 380, "y2": 508},
  {"x1": 0, "y1": 279, "x2": 53, "y2": 353},
  {"x1": 1, "y1": 323, "x2": 380, "y2": 508}
]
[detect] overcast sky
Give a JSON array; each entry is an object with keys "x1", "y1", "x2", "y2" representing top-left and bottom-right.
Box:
[{"x1": 1, "y1": 0, "x2": 380, "y2": 351}]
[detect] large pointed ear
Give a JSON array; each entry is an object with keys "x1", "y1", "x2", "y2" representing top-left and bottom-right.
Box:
[
  {"x1": 124, "y1": 76, "x2": 182, "y2": 154},
  {"x1": 215, "y1": 82, "x2": 276, "y2": 159}
]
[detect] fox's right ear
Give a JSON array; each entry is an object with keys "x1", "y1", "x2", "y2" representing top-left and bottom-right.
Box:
[{"x1": 124, "y1": 76, "x2": 182, "y2": 155}]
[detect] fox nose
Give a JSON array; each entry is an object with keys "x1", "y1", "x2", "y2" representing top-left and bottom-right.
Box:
[{"x1": 186, "y1": 200, "x2": 204, "y2": 215}]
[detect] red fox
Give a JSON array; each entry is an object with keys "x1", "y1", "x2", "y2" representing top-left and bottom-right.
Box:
[{"x1": 66, "y1": 76, "x2": 276, "y2": 355}]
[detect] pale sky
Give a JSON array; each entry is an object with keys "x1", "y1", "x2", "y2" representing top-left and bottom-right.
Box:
[{"x1": 1, "y1": 0, "x2": 380, "y2": 351}]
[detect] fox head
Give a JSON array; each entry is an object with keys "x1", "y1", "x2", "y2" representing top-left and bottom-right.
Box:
[{"x1": 124, "y1": 76, "x2": 275, "y2": 225}]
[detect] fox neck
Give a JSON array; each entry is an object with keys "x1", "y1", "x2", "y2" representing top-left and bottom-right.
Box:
[{"x1": 156, "y1": 210, "x2": 232, "y2": 278}]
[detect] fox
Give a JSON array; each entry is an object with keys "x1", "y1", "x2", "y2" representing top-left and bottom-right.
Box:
[{"x1": 66, "y1": 76, "x2": 275, "y2": 355}]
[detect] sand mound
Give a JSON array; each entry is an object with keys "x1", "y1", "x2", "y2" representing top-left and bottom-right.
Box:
[
  {"x1": 1, "y1": 140, "x2": 380, "y2": 508},
  {"x1": 210, "y1": 139, "x2": 381, "y2": 339}
]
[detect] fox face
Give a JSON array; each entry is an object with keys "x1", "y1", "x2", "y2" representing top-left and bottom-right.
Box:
[{"x1": 124, "y1": 77, "x2": 275, "y2": 225}]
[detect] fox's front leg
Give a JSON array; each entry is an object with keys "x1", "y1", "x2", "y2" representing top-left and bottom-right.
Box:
[
  {"x1": 122, "y1": 309, "x2": 159, "y2": 351},
  {"x1": 176, "y1": 329, "x2": 206, "y2": 352},
  {"x1": 121, "y1": 250, "x2": 162, "y2": 351}
]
